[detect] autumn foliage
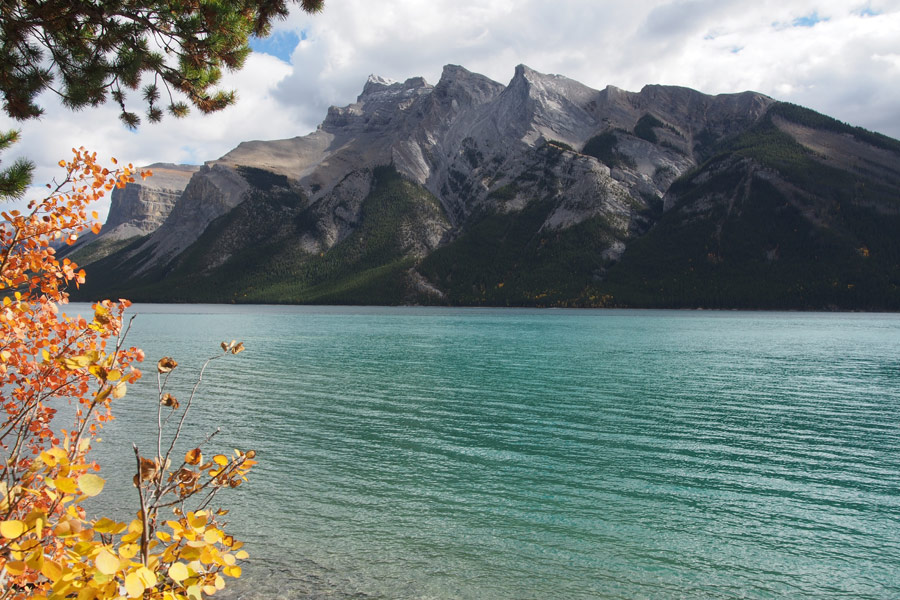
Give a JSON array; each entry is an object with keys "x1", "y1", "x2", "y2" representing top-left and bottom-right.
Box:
[{"x1": 0, "y1": 149, "x2": 254, "y2": 599}]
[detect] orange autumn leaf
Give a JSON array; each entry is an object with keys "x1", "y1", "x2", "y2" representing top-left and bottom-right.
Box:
[{"x1": 185, "y1": 448, "x2": 202, "y2": 465}]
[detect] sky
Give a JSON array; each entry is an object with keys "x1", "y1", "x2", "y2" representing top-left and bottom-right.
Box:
[{"x1": 2, "y1": 0, "x2": 899, "y2": 217}]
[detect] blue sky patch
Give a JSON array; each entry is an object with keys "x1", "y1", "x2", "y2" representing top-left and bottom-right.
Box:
[
  {"x1": 249, "y1": 30, "x2": 305, "y2": 63},
  {"x1": 792, "y1": 12, "x2": 829, "y2": 27}
]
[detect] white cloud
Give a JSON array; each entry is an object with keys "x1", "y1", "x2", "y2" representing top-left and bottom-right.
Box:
[
  {"x1": 2, "y1": 0, "x2": 899, "y2": 217},
  {"x1": 0, "y1": 52, "x2": 297, "y2": 218},
  {"x1": 273, "y1": 0, "x2": 900, "y2": 137}
]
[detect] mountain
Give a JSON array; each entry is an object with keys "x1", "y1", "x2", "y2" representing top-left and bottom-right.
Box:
[
  {"x1": 64, "y1": 163, "x2": 197, "y2": 265},
  {"x1": 72, "y1": 65, "x2": 900, "y2": 310}
]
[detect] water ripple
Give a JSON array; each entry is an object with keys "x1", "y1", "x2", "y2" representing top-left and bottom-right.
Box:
[{"x1": 79, "y1": 306, "x2": 900, "y2": 600}]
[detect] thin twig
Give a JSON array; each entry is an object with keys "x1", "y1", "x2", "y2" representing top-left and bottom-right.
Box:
[
  {"x1": 161, "y1": 353, "x2": 222, "y2": 473},
  {"x1": 132, "y1": 443, "x2": 150, "y2": 567}
]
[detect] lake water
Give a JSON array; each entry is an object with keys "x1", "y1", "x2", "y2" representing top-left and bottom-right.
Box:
[{"x1": 69, "y1": 304, "x2": 900, "y2": 599}]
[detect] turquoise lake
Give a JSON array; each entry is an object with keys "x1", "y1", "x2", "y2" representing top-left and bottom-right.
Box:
[{"x1": 70, "y1": 304, "x2": 900, "y2": 599}]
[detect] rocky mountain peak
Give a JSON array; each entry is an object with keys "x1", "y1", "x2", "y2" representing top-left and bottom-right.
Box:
[
  {"x1": 358, "y1": 74, "x2": 432, "y2": 101},
  {"x1": 494, "y1": 64, "x2": 601, "y2": 146},
  {"x1": 506, "y1": 63, "x2": 536, "y2": 93},
  {"x1": 508, "y1": 64, "x2": 596, "y2": 100},
  {"x1": 433, "y1": 65, "x2": 504, "y2": 107},
  {"x1": 361, "y1": 74, "x2": 397, "y2": 95}
]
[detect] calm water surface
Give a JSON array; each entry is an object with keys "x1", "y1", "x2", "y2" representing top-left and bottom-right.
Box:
[{"x1": 71, "y1": 305, "x2": 900, "y2": 599}]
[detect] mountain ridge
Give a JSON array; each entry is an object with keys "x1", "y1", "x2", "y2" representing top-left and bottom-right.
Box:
[{"x1": 71, "y1": 64, "x2": 900, "y2": 310}]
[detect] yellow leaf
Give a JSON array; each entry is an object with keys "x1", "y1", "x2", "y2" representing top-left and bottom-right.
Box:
[
  {"x1": 93, "y1": 517, "x2": 124, "y2": 534},
  {"x1": 95, "y1": 548, "x2": 119, "y2": 575},
  {"x1": 41, "y1": 558, "x2": 63, "y2": 581},
  {"x1": 180, "y1": 546, "x2": 202, "y2": 561},
  {"x1": 213, "y1": 454, "x2": 228, "y2": 466},
  {"x1": 165, "y1": 520, "x2": 183, "y2": 533},
  {"x1": 224, "y1": 564, "x2": 242, "y2": 578},
  {"x1": 125, "y1": 571, "x2": 145, "y2": 598},
  {"x1": 60, "y1": 354, "x2": 92, "y2": 370},
  {"x1": 186, "y1": 584, "x2": 203, "y2": 600},
  {"x1": 26, "y1": 549, "x2": 44, "y2": 570},
  {"x1": 168, "y1": 561, "x2": 189, "y2": 583},
  {"x1": 137, "y1": 566, "x2": 157, "y2": 587},
  {"x1": 215, "y1": 574, "x2": 226, "y2": 590},
  {"x1": 111, "y1": 381, "x2": 127, "y2": 399},
  {"x1": 119, "y1": 543, "x2": 139, "y2": 559},
  {"x1": 54, "y1": 477, "x2": 79, "y2": 494},
  {"x1": 121, "y1": 532, "x2": 141, "y2": 544},
  {"x1": 78, "y1": 473, "x2": 105, "y2": 497},
  {"x1": 54, "y1": 520, "x2": 73, "y2": 537},
  {"x1": 203, "y1": 529, "x2": 220, "y2": 544},
  {"x1": 47, "y1": 447, "x2": 68, "y2": 460},
  {"x1": 188, "y1": 512, "x2": 207, "y2": 530},
  {"x1": 235, "y1": 550, "x2": 249, "y2": 560},
  {"x1": 0, "y1": 519, "x2": 26, "y2": 539},
  {"x1": 73, "y1": 540, "x2": 94, "y2": 557},
  {"x1": 5, "y1": 560, "x2": 25, "y2": 575}
]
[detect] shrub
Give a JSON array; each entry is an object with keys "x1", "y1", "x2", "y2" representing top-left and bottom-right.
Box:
[{"x1": 0, "y1": 149, "x2": 253, "y2": 600}]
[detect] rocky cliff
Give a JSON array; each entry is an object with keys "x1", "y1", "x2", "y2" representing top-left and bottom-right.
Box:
[
  {"x1": 63, "y1": 163, "x2": 197, "y2": 266},
  {"x1": 103, "y1": 163, "x2": 198, "y2": 239},
  {"x1": 74, "y1": 65, "x2": 900, "y2": 310}
]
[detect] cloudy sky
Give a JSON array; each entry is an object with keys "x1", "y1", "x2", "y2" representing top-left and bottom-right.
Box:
[{"x1": 2, "y1": 0, "x2": 898, "y2": 216}]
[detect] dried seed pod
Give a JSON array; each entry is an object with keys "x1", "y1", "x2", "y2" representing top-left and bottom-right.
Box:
[
  {"x1": 160, "y1": 393, "x2": 179, "y2": 409},
  {"x1": 157, "y1": 356, "x2": 177, "y2": 373}
]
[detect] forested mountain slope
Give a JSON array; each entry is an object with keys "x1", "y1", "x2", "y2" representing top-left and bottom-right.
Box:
[{"x1": 72, "y1": 66, "x2": 900, "y2": 310}]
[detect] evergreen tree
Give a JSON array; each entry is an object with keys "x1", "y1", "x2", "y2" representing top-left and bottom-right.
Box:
[
  {"x1": 1, "y1": 0, "x2": 325, "y2": 126},
  {"x1": 0, "y1": 130, "x2": 33, "y2": 199},
  {"x1": 0, "y1": 0, "x2": 324, "y2": 198}
]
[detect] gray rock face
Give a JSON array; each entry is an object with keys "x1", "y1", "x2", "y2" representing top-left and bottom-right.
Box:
[
  {"x1": 301, "y1": 169, "x2": 373, "y2": 253},
  {"x1": 75, "y1": 65, "x2": 900, "y2": 309},
  {"x1": 102, "y1": 163, "x2": 197, "y2": 240},
  {"x1": 137, "y1": 163, "x2": 251, "y2": 269},
  {"x1": 99, "y1": 64, "x2": 775, "y2": 274}
]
